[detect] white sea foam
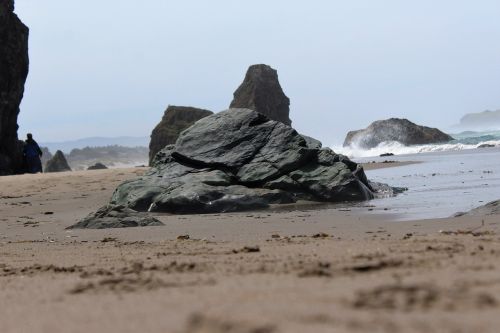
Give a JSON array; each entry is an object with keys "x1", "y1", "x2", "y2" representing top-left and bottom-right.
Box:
[
  {"x1": 70, "y1": 160, "x2": 148, "y2": 171},
  {"x1": 333, "y1": 140, "x2": 500, "y2": 158}
]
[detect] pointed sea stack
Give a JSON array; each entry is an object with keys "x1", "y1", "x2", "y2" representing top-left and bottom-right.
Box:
[
  {"x1": 230, "y1": 64, "x2": 292, "y2": 126},
  {"x1": 149, "y1": 105, "x2": 213, "y2": 165},
  {"x1": 0, "y1": 0, "x2": 29, "y2": 175},
  {"x1": 44, "y1": 150, "x2": 72, "y2": 173}
]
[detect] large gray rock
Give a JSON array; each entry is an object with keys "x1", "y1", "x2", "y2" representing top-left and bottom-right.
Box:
[
  {"x1": 230, "y1": 64, "x2": 292, "y2": 126},
  {"x1": 102, "y1": 109, "x2": 376, "y2": 215},
  {"x1": 0, "y1": 0, "x2": 29, "y2": 175},
  {"x1": 344, "y1": 118, "x2": 453, "y2": 149},
  {"x1": 44, "y1": 150, "x2": 71, "y2": 173},
  {"x1": 301, "y1": 135, "x2": 322, "y2": 150},
  {"x1": 149, "y1": 105, "x2": 213, "y2": 165},
  {"x1": 68, "y1": 205, "x2": 164, "y2": 229}
]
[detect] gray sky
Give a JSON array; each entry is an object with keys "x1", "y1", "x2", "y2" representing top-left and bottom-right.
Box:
[{"x1": 15, "y1": 0, "x2": 500, "y2": 145}]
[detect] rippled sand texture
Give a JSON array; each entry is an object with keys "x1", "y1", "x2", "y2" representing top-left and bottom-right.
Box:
[{"x1": 1, "y1": 166, "x2": 500, "y2": 333}]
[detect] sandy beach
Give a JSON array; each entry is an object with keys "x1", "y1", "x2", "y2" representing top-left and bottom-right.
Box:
[
  {"x1": 3, "y1": 1, "x2": 500, "y2": 332},
  {"x1": 1, "y1": 163, "x2": 499, "y2": 333}
]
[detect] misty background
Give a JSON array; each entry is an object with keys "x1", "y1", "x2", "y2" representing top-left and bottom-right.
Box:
[{"x1": 14, "y1": 0, "x2": 500, "y2": 147}]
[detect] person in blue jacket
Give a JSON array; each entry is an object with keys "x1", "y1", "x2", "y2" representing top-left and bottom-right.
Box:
[{"x1": 23, "y1": 133, "x2": 43, "y2": 173}]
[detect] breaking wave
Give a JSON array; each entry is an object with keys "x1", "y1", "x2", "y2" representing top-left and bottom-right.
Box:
[{"x1": 334, "y1": 130, "x2": 500, "y2": 158}]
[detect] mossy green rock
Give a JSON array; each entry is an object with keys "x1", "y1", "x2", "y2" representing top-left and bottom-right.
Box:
[{"x1": 109, "y1": 109, "x2": 375, "y2": 214}]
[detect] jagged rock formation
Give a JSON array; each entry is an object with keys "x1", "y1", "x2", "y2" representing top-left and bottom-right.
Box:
[
  {"x1": 301, "y1": 135, "x2": 322, "y2": 150},
  {"x1": 149, "y1": 106, "x2": 213, "y2": 165},
  {"x1": 68, "y1": 205, "x2": 164, "y2": 229},
  {"x1": 230, "y1": 64, "x2": 291, "y2": 126},
  {"x1": 87, "y1": 162, "x2": 107, "y2": 170},
  {"x1": 0, "y1": 0, "x2": 29, "y2": 175},
  {"x1": 344, "y1": 118, "x2": 453, "y2": 149},
  {"x1": 44, "y1": 150, "x2": 71, "y2": 173},
  {"x1": 91, "y1": 109, "x2": 381, "y2": 217}
]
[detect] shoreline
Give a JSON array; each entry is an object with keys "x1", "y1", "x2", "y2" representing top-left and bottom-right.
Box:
[
  {"x1": 361, "y1": 160, "x2": 421, "y2": 170},
  {"x1": 1, "y1": 165, "x2": 500, "y2": 333}
]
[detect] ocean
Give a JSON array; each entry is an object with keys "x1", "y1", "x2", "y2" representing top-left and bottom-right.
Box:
[
  {"x1": 335, "y1": 130, "x2": 500, "y2": 158},
  {"x1": 332, "y1": 130, "x2": 500, "y2": 221}
]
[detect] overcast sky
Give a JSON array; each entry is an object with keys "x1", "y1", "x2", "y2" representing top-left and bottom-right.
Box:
[{"x1": 14, "y1": 0, "x2": 500, "y2": 145}]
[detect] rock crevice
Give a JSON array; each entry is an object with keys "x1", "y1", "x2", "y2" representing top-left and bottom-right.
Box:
[{"x1": 107, "y1": 109, "x2": 377, "y2": 215}]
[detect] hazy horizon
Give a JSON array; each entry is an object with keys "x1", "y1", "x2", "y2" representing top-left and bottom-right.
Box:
[{"x1": 14, "y1": 0, "x2": 500, "y2": 146}]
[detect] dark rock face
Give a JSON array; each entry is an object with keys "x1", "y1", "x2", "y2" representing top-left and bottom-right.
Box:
[
  {"x1": 230, "y1": 64, "x2": 291, "y2": 126},
  {"x1": 87, "y1": 162, "x2": 107, "y2": 170},
  {"x1": 301, "y1": 135, "x2": 322, "y2": 150},
  {"x1": 0, "y1": 0, "x2": 29, "y2": 175},
  {"x1": 44, "y1": 150, "x2": 71, "y2": 173},
  {"x1": 149, "y1": 106, "x2": 213, "y2": 165},
  {"x1": 68, "y1": 205, "x2": 164, "y2": 229},
  {"x1": 107, "y1": 109, "x2": 377, "y2": 215},
  {"x1": 344, "y1": 118, "x2": 453, "y2": 149}
]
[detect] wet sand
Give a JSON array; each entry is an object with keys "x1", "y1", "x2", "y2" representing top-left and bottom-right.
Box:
[
  {"x1": 1, "y1": 164, "x2": 499, "y2": 333},
  {"x1": 360, "y1": 148, "x2": 500, "y2": 220}
]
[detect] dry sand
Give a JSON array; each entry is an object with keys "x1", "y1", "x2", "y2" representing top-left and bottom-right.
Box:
[{"x1": 1, "y1": 163, "x2": 499, "y2": 333}]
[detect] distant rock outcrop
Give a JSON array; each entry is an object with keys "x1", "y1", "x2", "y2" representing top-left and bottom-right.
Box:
[
  {"x1": 87, "y1": 162, "x2": 107, "y2": 170},
  {"x1": 230, "y1": 64, "x2": 292, "y2": 126},
  {"x1": 458, "y1": 110, "x2": 500, "y2": 131},
  {"x1": 344, "y1": 118, "x2": 453, "y2": 149},
  {"x1": 44, "y1": 150, "x2": 71, "y2": 173},
  {"x1": 91, "y1": 109, "x2": 386, "y2": 217},
  {"x1": 0, "y1": 0, "x2": 29, "y2": 175},
  {"x1": 67, "y1": 145, "x2": 148, "y2": 170},
  {"x1": 149, "y1": 106, "x2": 213, "y2": 165}
]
